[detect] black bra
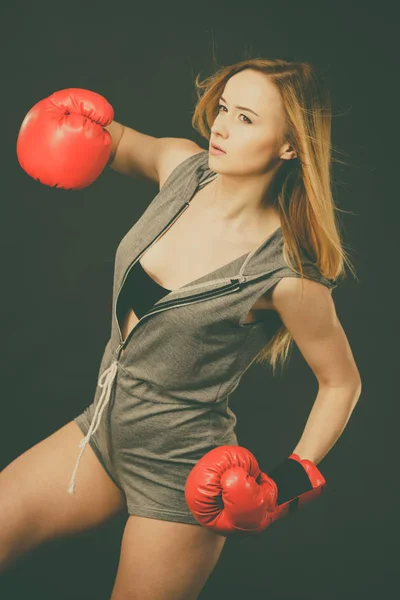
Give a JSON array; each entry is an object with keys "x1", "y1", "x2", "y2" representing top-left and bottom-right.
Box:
[{"x1": 116, "y1": 259, "x2": 171, "y2": 320}]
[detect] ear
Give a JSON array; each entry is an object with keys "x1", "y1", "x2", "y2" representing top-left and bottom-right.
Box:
[{"x1": 280, "y1": 144, "x2": 297, "y2": 160}]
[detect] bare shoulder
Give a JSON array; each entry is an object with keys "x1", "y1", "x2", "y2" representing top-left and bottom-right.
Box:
[
  {"x1": 269, "y1": 276, "x2": 333, "y2": 314},
  {"x1": 155, "y1": 138, "x2": 204, "y2": 190}
]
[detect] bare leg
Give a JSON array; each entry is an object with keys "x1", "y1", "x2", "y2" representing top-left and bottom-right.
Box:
[
  {"x1": 0, "y1": 420, "x2": 127, "y2": 573},
  {"x1": 110, "y1": 514, "x2": 227, "y2": 600}
]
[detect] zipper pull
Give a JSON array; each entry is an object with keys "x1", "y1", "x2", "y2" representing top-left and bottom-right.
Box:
[{"x1": 231, "y1": 275, "x2": 246, "y2": 286}]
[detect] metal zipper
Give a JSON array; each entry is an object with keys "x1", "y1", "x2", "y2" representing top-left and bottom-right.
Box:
[
  {"x1": 114, "y1": 201, "x2": 191, "y2": 348},
  {"x1": 112, "y1": 174, "x2": 275, "y2": 358},
  {"x1": 115, "y1": 278, "x2": 242, "y2": 359}
]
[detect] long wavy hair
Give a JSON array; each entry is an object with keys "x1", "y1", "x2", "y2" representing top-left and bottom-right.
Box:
[{"x1": 191, "y1": 57, "x2": 356, "y2": 376}]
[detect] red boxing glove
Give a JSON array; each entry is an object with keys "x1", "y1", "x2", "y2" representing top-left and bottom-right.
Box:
[
  {"x1": 16, "y1": 88, "x2": 114, "y2": 190},
  {"x1": 184, "y1": 445, "x2": 326, "y2": 536}
]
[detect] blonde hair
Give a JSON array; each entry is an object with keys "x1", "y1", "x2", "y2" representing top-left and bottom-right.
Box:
[{"x1": 191, "y1": 56, "x2": 357, "y2": 376}]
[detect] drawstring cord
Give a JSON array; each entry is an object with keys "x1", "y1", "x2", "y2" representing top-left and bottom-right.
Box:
[{"x1": 67, "y1": 360, "x2": 119, "y2": 495}]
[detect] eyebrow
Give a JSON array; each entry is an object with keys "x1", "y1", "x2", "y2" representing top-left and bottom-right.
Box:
[{"x1": 219, "y1": 96, "x2": 259, "y2": 117}]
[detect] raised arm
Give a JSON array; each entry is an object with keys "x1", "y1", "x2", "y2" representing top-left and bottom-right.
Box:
[{"x1": 104, "y1": 120, "x2": 204, "y2": 189}]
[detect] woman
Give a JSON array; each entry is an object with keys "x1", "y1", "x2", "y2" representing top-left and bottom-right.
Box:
[{"x1": 5, "y1": 58, "x2": 361, "y2": 598}]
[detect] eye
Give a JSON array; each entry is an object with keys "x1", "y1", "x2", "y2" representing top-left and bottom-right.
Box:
[{"x1": 217, "y1": 104, "x2": 252, "y2": 124}]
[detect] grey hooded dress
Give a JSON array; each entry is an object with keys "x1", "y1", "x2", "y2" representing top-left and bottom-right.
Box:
[{"x1": 72, "y1": 149, "x2": 337, "y2": 525}]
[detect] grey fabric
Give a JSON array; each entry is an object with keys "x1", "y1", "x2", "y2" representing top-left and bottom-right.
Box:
[{"x1": 73, "y1": 150, "x2": 337, "y2": 524}]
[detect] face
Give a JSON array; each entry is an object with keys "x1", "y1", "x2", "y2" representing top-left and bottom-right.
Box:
[{"x1": 209, "y1": 69, "x2": 296, "y2": 176}]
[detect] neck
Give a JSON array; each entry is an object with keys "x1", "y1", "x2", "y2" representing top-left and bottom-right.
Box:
[{"x1": 203, "y1": 171, "x2": 281, "y2": 235}]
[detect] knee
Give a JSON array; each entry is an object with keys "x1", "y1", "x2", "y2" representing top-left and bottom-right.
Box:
[
  {"x1": 0, "y1": 521, "x2": 33, "y2": 575},
  {"x1": 0, "y1": 478, "x2": 43, "y2": 574}
]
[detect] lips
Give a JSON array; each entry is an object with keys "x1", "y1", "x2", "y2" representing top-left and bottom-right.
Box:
[{"x1": 211, "y1": 143, "x2": 226, "y2": 153}]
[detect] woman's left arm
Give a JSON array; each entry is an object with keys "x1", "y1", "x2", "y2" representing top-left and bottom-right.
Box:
[{"x1": 270, "y1": 277, "x2": 362, "y2": 466}]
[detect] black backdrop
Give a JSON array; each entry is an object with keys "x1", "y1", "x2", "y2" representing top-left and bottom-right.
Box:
[{"x1": 1, "y1": 1, "x2": 397, "y2": 598}]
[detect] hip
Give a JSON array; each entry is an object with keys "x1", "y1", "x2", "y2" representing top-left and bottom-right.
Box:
[{"x1": 108, "y1": 368, "x2": 238, "y2": 459}]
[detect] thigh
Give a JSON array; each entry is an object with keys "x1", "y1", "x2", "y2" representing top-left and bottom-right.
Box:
[
  {"x1": 0, "y1": 420, "x2": 127, "y2": 568},
  {"x1": 110, "y1": 515, "x2": 227, "y2": 600}
]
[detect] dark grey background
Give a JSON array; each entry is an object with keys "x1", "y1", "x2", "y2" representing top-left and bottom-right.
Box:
[{"x1": 1, "y1": 0, "x2": 396, "y2": 598}]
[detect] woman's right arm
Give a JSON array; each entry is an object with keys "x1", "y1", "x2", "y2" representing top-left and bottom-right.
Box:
[{"x1": 104, "y1": 121, "x2": 203, "y2": 189}]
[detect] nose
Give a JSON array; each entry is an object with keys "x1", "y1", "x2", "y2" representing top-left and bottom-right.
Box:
[{"x1": 210, "y1": 123, "x2": 228, "y2": 142}]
